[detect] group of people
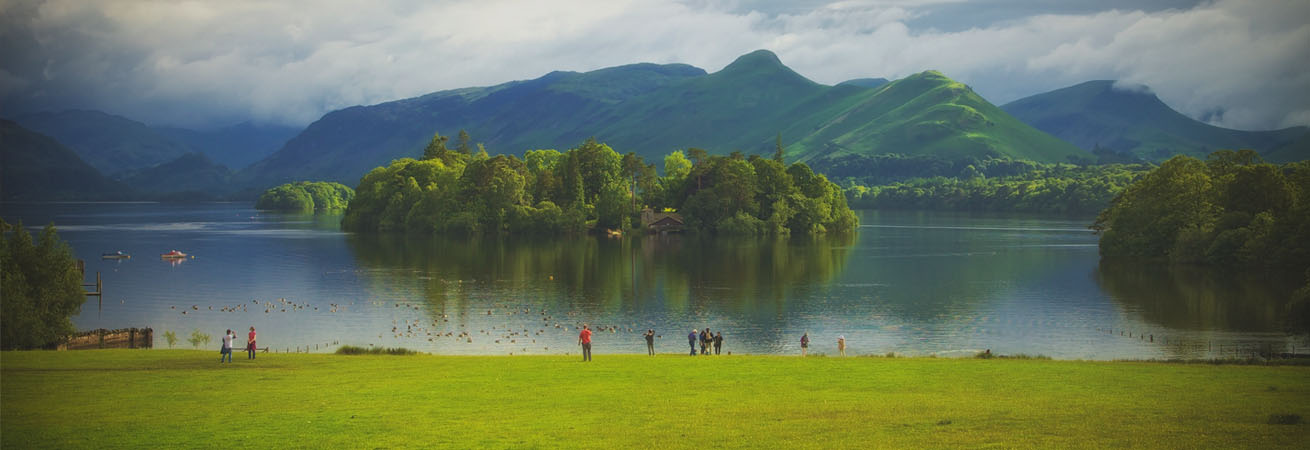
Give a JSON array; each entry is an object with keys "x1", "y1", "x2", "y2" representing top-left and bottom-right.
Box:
[
  {"x1": 577, "y1": 327, "x2": 854, "y2": 361},
  {"x1": 576, "y1": 325, "x2": 726, "y2": 361},
  {"x1": 800, "y1": 332, "x2": 847, "y2": 357},
  {"x1": 219, "y1": 326, "x2": 258, "y2": 363},
  {"x1": 688, "y1": 328, "x2": 723, "y2": 356}
]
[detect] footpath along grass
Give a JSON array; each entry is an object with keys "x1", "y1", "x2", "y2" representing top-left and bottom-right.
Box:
[{"x1": 2, "y1": 350, "x2": 1308, "y2": 449}]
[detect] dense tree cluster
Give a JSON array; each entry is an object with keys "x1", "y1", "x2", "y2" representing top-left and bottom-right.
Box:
[
  {"x1": 1, "y1": 220, "x2": 86, "y2": 349},
  {"x1": 1091, "y1": 150, "x2": 1310, "y2": 332},
  {"x1": 843, "y1": 161, "x2": 1150, "y2": 215},
  {"x1": 1092, "y1": 150, "x2": 1310, "y2": 268},
  {"x1": 255, "y1": 181, "x2": 355, "y2": 213},
  {"x1": 341, "y1": 132, "x2": 857, "y2": 235},
  {"x1": 813, "y1": 153, "x2": 1061, "y2": 185}
]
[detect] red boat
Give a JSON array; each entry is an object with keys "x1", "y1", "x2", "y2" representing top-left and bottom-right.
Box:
[{"x1": 160, "y1": 250, "x2": 187, "y2": 259}]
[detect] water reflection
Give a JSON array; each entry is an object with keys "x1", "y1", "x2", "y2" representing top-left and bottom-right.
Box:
[
  {"x1": 1097, "y1": 261, "x2": 1304, "y2": 334},
  {"x1": 346, "y1": 232, "x2": 855, "y2": 310},
  {"x1": 5, "y1": 202, "x2": 1304, "y2": 358}
]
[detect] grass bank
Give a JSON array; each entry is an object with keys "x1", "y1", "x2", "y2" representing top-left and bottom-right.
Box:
[{"x1": 2, "y1": 350, "x2": 1307, "y2": 448}]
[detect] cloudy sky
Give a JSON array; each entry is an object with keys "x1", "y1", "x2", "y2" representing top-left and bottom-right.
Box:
[{"x1": 1, "y1": 0, "x2": 1307, "y2": 131}]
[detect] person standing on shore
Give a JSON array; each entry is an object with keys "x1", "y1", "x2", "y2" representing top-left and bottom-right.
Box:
[
  {"x1": 837, "y1": 335, "x2": 846, "y2": 357},
  {"x1": 644, "y1": 329, "x2": 655, "y2": 356},
  {"x1": 247, "y1": 327, "x2": 257, "y2": 360},
  {"x1": 713, "y1": 332, "x2": 723, "y2": 355},
  {"x1": 702, "y1": 327, "x2": 712, "y2": 355},
  {"x1": 800, "y1": 332, "x2": 809, "y2": 357},
  {"x1": 578, "y1": 324, "x2": 593, "y2": 362},
  {"x1": 220, "y1": 329, "x2": 234, "y2": 363},
  {"x1": 688, "y1": 329, "x2": 698, "y2": 356}
]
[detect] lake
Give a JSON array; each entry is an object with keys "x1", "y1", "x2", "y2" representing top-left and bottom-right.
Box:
[{"x1": 3, "y1": 202, "x2": 1304, "y2": 359}]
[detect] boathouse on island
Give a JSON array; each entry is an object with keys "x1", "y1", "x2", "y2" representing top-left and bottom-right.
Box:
[{"x1": 640, "y1": 208, "x2": 684, "y2": 233}]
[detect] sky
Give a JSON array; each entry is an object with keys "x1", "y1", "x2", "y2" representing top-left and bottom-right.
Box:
[{"x1": 1, "y1": 0, "x2": 1307, "y2": 131}]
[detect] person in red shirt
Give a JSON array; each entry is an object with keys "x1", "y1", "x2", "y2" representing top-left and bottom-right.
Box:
[
  {"x1": 247, "y1": 326, "x2": 257, "y2": 360},
  {"x1": 577, "y1": 324, "x2": 593, "y2": 362}
]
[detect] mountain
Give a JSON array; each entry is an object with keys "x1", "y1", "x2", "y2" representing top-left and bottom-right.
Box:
[
  {"x1": 838, "y1": 78, "x2": 891, "y2": 89},
  {"x1": 11, "y1": 110, "x2": 192, "y2": 176},
  {"x1": 244, "y1": 50, "x2": 1081, "y2": 188},
  {"x1": 240, "y1": 62, "x2": 707, "y2": 186},
  {"x1": 154, "y1": 122, "x2": 300, "y2": 169},
  {"x1": 117, "y1": 152, "x2": 233, "y2": 199},
  {"x1": 1002, "y1": 80, "x2": 1310, "y2": 162},
  {"x1": 787, "y1": 70, "x2": 1085, "y2": 164},
  {"x1": 0, "y1": 119, "x2": 130, "y2": 201}
]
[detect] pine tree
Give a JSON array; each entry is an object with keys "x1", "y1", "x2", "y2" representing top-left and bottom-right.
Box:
[
  {"x1": 456, "y1": 130, "x2": 473, "y2": 155},
  {"x1": 773, "y1": 133, "x2": 785, "y2": 163},
  {"x1": 422, "y1": 133, "x2": 449, "y2": 161}
]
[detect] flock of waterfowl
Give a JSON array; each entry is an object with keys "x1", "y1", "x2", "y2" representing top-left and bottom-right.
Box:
[
  {"x1": 168, "y1": 296, "x2": 651, "y2": 354},
  {"x1": 171, "y1": 298, "x2": 351, "y2": 315}
]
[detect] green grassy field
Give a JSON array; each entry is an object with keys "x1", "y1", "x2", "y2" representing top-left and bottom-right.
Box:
[{"x1": 3, "y1": 350, "x2": 1307, "y2": 449}]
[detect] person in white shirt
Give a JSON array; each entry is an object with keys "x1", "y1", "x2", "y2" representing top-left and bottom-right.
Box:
[{"x1": 220, "y1": 329, "x2": 234, "y2": 363}]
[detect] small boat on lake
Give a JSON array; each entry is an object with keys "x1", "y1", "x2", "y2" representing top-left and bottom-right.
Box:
[
  {"x1": 160, "y1": 250, "x2": 187, "y2": 259},
  {"x1": 101, "y1": 251, "x2": 131, "y2": 259}
]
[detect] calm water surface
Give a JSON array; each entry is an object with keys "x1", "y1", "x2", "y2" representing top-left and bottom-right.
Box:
[{"x1": 4, "y1": 202, "x2": 1304, "y2": 359}]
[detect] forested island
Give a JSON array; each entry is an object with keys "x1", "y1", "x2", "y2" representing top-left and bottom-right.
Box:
[
  {"x1": 255, "y1": 181, "x2": 354, "y2": 213},
  {"x1": 342, "y1": 133, "x2": 857, "y2": 235},
  {"x1": 1090, "y1": 150, "x2": 1310, "y2": 329}
]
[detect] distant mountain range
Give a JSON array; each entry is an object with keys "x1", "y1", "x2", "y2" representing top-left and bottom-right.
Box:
[
  {"x1": 243, "y1": 50, "x2": 1085, "y2": 187},
  {"x1": 155, "y1": 122, "x2": 301, "y2": 170},
  {"x1": 1002, "y1": 80, "x2": 1310, "y2": 162},
  {"x1": 0, "y1": 119, "x2": 130, "y2": 201},
  {"x1": 5, "y1": 50, "x2": 1309, "y2": 201},
  {"x1": 9, "y1": 110, "x2": 297, "y2": 176}
]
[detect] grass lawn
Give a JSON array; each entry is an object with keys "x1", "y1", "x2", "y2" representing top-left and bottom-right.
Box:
[{"x1": 2, "y1": 350, "x2": 1307, "y2": 449}]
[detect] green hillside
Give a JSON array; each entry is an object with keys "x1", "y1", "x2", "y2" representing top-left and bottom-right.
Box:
[
  {"x1": 11, "y1": 110, "x2": 192, "y2": 175},
  {"x1": 587, "y1": 50, "x2": 833, "y2": 157},
  {"x1": 0, "y1": 120, "x2": 130, "y2": 201},
  {"x1": 789, "y1": 71, "x2": 1086, "y2": 164},
  {"x1": 239, "y1": 63, "x2": 707, "y2": 187},
  {"x1": 242, "y1": 51, "x2": 1083, "y2": 189},
  {"x1": 1002, "y1": 80, "x2": 1310, "y2": 162}
]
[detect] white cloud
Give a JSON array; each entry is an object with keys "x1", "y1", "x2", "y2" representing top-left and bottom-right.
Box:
[{"x1": 0, "y1": 0, "x2": 1306, "y2": 131}]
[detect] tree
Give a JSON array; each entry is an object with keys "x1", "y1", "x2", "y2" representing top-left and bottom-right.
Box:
[
  {"x1": 187, "y1": 329, "x2": 212, "y2": 349},
  {"x1": 774, "y1": 133, "x2": 785, "y2": 162},
  {"x1": 456, "y1": 129, "x2": 473, "y2": 155},
  {"x1": 1, "y1": 220, "x2": 86, "y2": 349},
  {"x1": 663, "y1": 151, "x2": 692, "y2": 181},
  {"x1": 422, "y1": 132, "x2": 449, "y2": 161}
]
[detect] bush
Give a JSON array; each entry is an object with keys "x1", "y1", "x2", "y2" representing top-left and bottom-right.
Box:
[
  {"x1": 187, "y1": 329, "x2": 211, "y2": 349},
  {"x1": 1, "y1": 219, "x2": 86, "y2": 349},
  {"x1": 717, "y1": 212, "x2": 765, "y2": 235}
]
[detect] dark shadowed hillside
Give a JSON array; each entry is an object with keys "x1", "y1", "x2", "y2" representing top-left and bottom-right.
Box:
[
  {"x1": 0, "y1": 120, "x2": 130, "y2": 201},
  {"x1": 1002, "y1": 80, "x2": 1310, "y2": 162},
  {"x1": 12, "y1": 110, "x2": 192, "y2": 176},
  {"x1": 155, "y1": 122, "x2": 300, "y2": 170}
]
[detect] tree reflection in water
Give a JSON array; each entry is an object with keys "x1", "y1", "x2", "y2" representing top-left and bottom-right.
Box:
[
  {"x1": 346, "y1": 232, "x2": 854, "y2": 323},
  {"x1": 1096, "y1": 261, "x2": 1304, "y2": 334}
]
